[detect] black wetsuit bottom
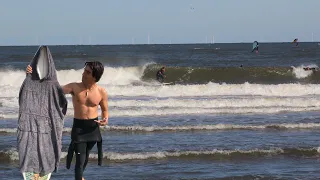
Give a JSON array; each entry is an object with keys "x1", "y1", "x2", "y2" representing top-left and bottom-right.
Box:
[
  {"x1": 75, "y1": 142, "x2": 96, "y2": 180},
  {"x1": 68, "y1": 117, "x2": 102, "y2": 180}
]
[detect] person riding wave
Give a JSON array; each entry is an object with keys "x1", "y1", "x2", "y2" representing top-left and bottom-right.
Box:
[{"x1": 156, "y1": 66, "x2": 166, "y2": 83}]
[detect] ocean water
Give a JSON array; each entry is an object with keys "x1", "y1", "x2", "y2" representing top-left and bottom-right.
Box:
[{"x1": 1, "y1": 43, "x2": 320, "y2": 179}]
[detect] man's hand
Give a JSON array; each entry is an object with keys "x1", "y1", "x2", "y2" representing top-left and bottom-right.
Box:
[
  {"x1": 95, "y1": 118, "x2": 108, "y2": 126},
  {"x1": 26, "y1": 65, "x2": 32, "y2": 74}
]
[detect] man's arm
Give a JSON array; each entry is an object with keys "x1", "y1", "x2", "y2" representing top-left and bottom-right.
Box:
[
  {"x1": 62, "y1": 83, "x2": 75, "y2": 95},
  {"x1": 97, "y1": 88, "x2": 108, "y2": 126},
  {"x1": 26, "y1": 65, "x2": 74, "y2": 95}
]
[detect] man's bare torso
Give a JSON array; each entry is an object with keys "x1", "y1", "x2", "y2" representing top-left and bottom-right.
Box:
[{"x1": 70, "y1": 83, "x2": 103, "y2": 119}]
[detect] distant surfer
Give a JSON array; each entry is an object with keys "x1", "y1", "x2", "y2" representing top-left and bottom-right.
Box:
[
  {"x1": 252, "y1": 41, "x2": 259, "y2": 53},
  {"x1": 27, "y1": 61, "x2": 108, "y2": 180},
  {"x1": 156, "y1": 66, "x2": 166, "y2": 83},
  {"x1": 292, "y1": 38, "x2": 299, "y2": 46},
  {"x1": 303, "y1": 67, "x2": 317, "y2": 71}
]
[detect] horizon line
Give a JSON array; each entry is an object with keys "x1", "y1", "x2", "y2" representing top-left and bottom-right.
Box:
[{"x1": 0, "y1": 41, "x2": 319, "y2": 47}]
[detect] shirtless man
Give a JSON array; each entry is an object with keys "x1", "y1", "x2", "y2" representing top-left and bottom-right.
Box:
[{"x1": 27, "y1": 61, "x2": 108, "y2": 180}]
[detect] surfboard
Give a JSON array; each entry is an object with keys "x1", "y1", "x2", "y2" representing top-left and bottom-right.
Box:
[
  {"x1": 23, "y1": 172, "x2": 51, "y2": 180},
  {"x1": 163, "y1": 82, "x2": 175, "y2": 85},
  {"x1": 36, "y1": 47, "x2": 49, "y2": 80}
]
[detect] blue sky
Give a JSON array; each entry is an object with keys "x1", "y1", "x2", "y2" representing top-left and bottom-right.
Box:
[{"x1": 0, "y1": 0, "x2": 319, "y2": 45}]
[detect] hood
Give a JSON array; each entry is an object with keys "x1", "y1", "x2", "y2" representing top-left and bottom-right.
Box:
[{"x1": 29, "y1": 46, "x2": 57, "y2": 81}]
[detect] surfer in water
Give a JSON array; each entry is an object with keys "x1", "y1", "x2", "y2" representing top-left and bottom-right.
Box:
[
  {"x1": 252, "y1": 41, "x2": 259, "y2": 53},
  {"x1": 27, "y1": 61, "x2": 108, "y2": 180},
  {"x1": 156, "y1": 66, "x2": 166, "y2": 83},
  {"x1": 303, "y1": 67, "x2": 317, "y2": 71}
]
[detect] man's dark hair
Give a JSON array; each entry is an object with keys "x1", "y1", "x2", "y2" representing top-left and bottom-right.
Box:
[{"x1": 85, "y1": 61, "x2": 104, "y2": 82}]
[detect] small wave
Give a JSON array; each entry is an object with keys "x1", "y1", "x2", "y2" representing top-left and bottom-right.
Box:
[
  {"x1": 3, "y1": 106, "x2": 320, "y2": 119},
  {"x1": 105, "y1": 83, "x2": 320, "y2": 97},
  {"x1": 3, "y1": 92, "x2": 320, "y2": 118},
  {"x1": 142, "y1": 65, "x2": 320, "y2": 84},
  {"x1": 2, "y1": 147, "x2": 319, "y2": 162},
  {"x1": 2, "y1": 82, "x2": 320, "y2": 100},
  {"x1": 0, "y1": 128, "x2": 72, "y2": 134},
  {"x1": 102, "y1": 148, "x2": 284, "y2": 161},
  {"x1": 0, "y1": 128, "x2": 17, "y2": 133},
  {"x1": 0, "y1": 148, "x2": 19, "y2": 161},
  {"x1": 1, "y1": 123, "x2": 320, "y2": 134},
  {"x1": 108, "y1": 107, "x2": 320, "y2": 117},
  {"x1": 2, "y1": 65, "x2": 320, "y2": 87},
  {"x1": 103, "y1": 123, "x2": 320, "y2": 132},
  {"x1": 0, "y1": 64, "x2": 152, "y2": 87}
]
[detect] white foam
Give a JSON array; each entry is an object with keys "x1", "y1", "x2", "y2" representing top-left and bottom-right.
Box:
[
  {"x1": 2, "y1": 68, "x2": 320, "y2": 98},
  {"x1": 0, "y1": 69, "x2": 26, "y2": 87},
  {"x1": 110, "y1": 97, "x2": 320, "y2": 108},
  {"x1": 291, "y1": 64, "x2": 318, "y2": 79},
  {"x1": 86, "y1": 148, "x2": 284, "y2": 160},
  {"x1": 5, "y1": 147, "x2": 320, "y2": 161},
  {"x1": 107, "y1": 107, "x2": 320, "y2": 117},
  {"x1": 60, "y1": 149, "x2": 284, "y2": 161},
  {"x1": 2, "y1": 67, "x2": 320, "y2": 118},
  {"x1": 0, "y1": 113, "x2": 18, "y2": 119},
  {"x1": 102, "y1": 123, "x2": 320, "y2": 132},
  {"x1": 0, "y1": 97, "x2": 18, "y2": 107},
  {"x1": 2, "y1": 123, "x2": 320, "y2": 133},
  {"x1": 56, "y1": 65, "x2": 148, "y2": 86},
  {"x1": 0, "y1": 65, "x2": 148, "y2": 88},
  {"x1": 4, "y1": 106, "x2": 320, "y2": 119},
  {"x1": 0, "y1": 128, "x2": 17, "y2": 133},
  {"x1": 1, "y1": 148, "x2": 19, "y2": 161},
  {"x1": 106, "y1": 83, "x2": 320, "y2": 97}
]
